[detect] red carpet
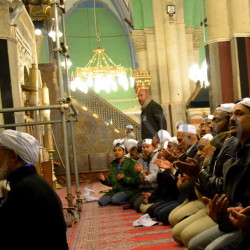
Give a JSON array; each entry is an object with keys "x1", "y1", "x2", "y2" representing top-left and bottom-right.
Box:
[{"x1": 56, "y1": 183, "x2": 187, "y2": 250}]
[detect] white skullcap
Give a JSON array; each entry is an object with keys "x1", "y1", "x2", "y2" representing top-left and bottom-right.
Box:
[
  {"x1": 204, "y1": 115, "x2": 213, "y2": 120},
  {"x1": 169, "y1": 136, "x2": 178, "y2": 145},
  {"x1": 126, "y1": 124, "x2": 133, "y2": 129},
  {"x1": 177, "y1": 124, "x2": 197, "y2": 135},
  {"x1": 113, "y1": 139, "x2": 124, "y2": 147},
  {"x1": 123, "y1": 139, "x2": 138, "y2": 152},
  {"x1": 113, "y1": 143, "x2": 125, "y2": 150},
  {"x1": 216, "y1": 103, "x2": 235, "y2": 113},
  {"x1": 156, "y1": 129, "x2": 171, "y2": 143},
  {"x1": 176, "y1": 120, "x2": 184, "y2": 129},
  {"x1": 238, "y1": 97, "x2": 250, "y2": 108},
  {"x1": 142, "y1": 139, "x2": 152, "y2": 145},
  {"x1": 0, "y1": 130, "x2": 40, "y2": 165},
  {"x1": 201, "y1": 133, "x2": 213, "y2": 141}
]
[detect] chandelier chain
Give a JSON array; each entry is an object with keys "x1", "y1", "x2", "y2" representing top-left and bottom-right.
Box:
[{"x1": 94, "y1": 0, "x2": 101, "y2": 47}]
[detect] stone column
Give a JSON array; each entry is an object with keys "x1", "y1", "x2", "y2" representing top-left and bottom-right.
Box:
[
  {"x1": 176, "y1": 0, "x2": 190, "y2": 103},
  {"x1": 229, "y1": 0, "x2": 250, "y2": 36},
  {"x1": 153, "y1": 0, "x2": 170, "y2": 105},
  {"x1": 0, "y1": 0, "x2": 11, "y2": 38},
  {"x1": 162, "y1": 0, "x2": 186, "y2": 134},
  {"x1": 229, "y1": 0, "x2": 250, "y2": 98},
  {"x1": 205, "y1": 0, "x2": 250, "y2": 108},
  {"x1": 144, "y1": 28, "x2": 161, "y2": 103},
  {"x1": 130, "y1": 30, "x2": 149, "y2": 71},
  {"x1": 205, "y1": 0, "x2": 234, "y2": 110},
  {"x1": 185, "y1": 26, "x2": 204, "y2": 95},
  {"x1": 205, "y1": 0, "x2": 230, "y2": 42}
]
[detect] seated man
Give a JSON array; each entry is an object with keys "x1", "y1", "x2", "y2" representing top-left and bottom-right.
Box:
[
  {"x1": 0, "y1": 129, "x2": 68, "y2": 250},
  {"x1": 98, "y1": 142, "x2": 141, "y2": 206},
  {"x1": 131, "y1": 138, "x2": 160, "y2": 212},
  {"x1": 188, "y1": 98, "x2": 250, "y2": 250}
]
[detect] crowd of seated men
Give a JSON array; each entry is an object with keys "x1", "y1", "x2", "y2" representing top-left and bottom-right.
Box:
[{"x1": 97, "y1": 98, "x2": 250, "y2": 250}]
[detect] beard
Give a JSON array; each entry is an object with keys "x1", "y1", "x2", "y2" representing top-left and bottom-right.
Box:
[{"x1": 0, "y1": 158, "x2": 8, "y2": 181}]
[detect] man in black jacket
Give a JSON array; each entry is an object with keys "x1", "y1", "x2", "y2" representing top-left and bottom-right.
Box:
[
  {"x1": 188, "y1": 98, "x2": 250, "y2": 250},
  {"x1": 0, "y1": 129, "x2": 68, "y2": 250},
  {"x1": 137, "y1": 88, "x2": 167, "y2": 139}
]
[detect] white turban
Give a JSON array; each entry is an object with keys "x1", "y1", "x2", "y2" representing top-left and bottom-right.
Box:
[
  {"x1": 156, "y1": 129, "x2": 171, "y2": 143},
  {"x1": 113, "y1": 139, "x2": 124, "y2": 147},
  {"x1": 177, "y1": 124, "x2": 197, "y2": 135},
  {"x1": 142, "y1": 139, "x2": 152, "y2": 145},
  {"x1": 169, "y1": 136, "x2": 178, "y2": 145},
  {"x1": 238, "y1": 98, "x2": 250, "y2": 108},
  {"x1": 216, "y1": 103, "x2": 235, "y2": 113},
  {"x1": 201, "y1": 134, "x2": 213, "y2": 141},
  {"x1": 123, "y1": 139, "x2": 138, "y2": 152},
  {"x1": 0, "y1": 130, "x2": 40, "y2": 165},
  {"x1": 125, "y1": 124, "x2": 133, "y2": 129}
]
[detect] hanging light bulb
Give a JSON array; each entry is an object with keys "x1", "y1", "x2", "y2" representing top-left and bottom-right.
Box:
[
  {"x1": 48, "y1": 18, "x2": 63, "y2": 42},
  {"x1": 61, "y1": 59, "x2": 72, "y2": 68}
]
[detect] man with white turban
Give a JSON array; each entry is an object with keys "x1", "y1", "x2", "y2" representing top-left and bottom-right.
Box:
[{"x1": 0, "y1": 129, "x2": 68, "y2": 250}]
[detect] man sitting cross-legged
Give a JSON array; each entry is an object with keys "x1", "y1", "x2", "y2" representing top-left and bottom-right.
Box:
[{"x1": 98, "y1": 142, "x2": 141, "y2": 206}]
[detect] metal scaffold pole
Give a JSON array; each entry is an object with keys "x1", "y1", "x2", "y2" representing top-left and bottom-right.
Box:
[
  {"x1": 52, "y1": 1, "x2": 74, "y2": 209},
  {"x1": 60, "y1": 7, "x2": 82, "y2": 211}
]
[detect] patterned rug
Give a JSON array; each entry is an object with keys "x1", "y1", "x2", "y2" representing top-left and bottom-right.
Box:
[{"x1": 56, "y1": 183, "x2": 187, "y2": 250}]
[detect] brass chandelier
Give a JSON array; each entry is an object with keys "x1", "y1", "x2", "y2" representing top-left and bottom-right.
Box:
[{"x1": 71, "y1": 0, "x2": 134, "y2": 94}]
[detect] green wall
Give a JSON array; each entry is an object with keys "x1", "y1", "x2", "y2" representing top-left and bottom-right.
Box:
[
  {"x1": 38, "y1": 0, "x2": 208, "y2": 109},
  {"x1": 39, "y1": 5, "x2": 138, "y2": 111},
  {"x1": 130, "y1": 0, "x2": 153, "y2": 29},
  {"x1": 183, "y1": 0, "x2": 207, "y2": 64}
]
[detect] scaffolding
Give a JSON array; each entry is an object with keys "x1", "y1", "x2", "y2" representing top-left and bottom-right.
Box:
[{"x1": 0, "y1": 0, "x2": 82, "y2": 223}]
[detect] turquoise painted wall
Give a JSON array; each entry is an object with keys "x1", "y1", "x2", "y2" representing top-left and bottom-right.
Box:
[{"x1": 130, "y1": 0, "x2": 153, "y2": 29}]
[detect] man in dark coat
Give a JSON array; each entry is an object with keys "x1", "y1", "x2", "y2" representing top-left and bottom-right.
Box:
[
  {"x1": 137, "y1": 89, "x2": 167, "y2": 140},
  {"x1": 0, "y1": 129, "x2": 68, "y2": 250}
]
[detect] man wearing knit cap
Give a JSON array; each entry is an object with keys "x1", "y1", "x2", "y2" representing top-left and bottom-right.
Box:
[
  {"x1": 0, "y1": 129, "x2": 68, "y2": 250},
  {"x1": 98, "y1": 142, "x2": 141, "y2": 206},
  {"x1": 188, "y1": 98, "x2": 250, "y2": 250}
]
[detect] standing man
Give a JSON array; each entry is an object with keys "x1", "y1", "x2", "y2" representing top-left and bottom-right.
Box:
[
  {"x1": 0, "y1": 129, "x2": 68, "y2": 250},
  {"x1": 137, "y1": 88, "x2": 167, "y2": 140}
]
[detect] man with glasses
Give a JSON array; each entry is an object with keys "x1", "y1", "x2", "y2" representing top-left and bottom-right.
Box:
[{"x1": 199, "y1": 115, "x2": 213, "y2": 137}]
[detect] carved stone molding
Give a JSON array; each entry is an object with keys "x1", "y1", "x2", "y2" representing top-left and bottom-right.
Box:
[
  {"x1": 131, "y1": 30, "x2": 147, "y2": 52},
  {"x1": 193, "y1": 28, "x2": 203, "y2": 49},
  {"x1": 0, "y1": 0, "x2": 11, "y2": 37}
]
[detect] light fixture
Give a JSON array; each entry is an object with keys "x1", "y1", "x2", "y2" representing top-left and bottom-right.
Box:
[
  {"x1": 49, "y1": 18, "x2": 63, "y2": 42},
  {"x1": 61, "y1": 59, "x2": 72, "y2": 68},
  {"x1": 166, "y1": 5, "x2": 176, "y2": 23},
  {"x1": 189, "y1": 61, "x2": 209, "y2": 87},
  {"x1": 33, "y1": 20, "x2": 44, "y2": 36},
  {"x1": 71, "y1": 0, "x2": 133, "y2": 94},
  {"x1": 166, "y1": 5, "x2": 176, "y2": 16}
]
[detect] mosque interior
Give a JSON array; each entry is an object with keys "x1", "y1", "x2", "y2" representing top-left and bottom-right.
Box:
[{"x1": 0, "y1": 0, "x2": 250, "y2": 215}]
